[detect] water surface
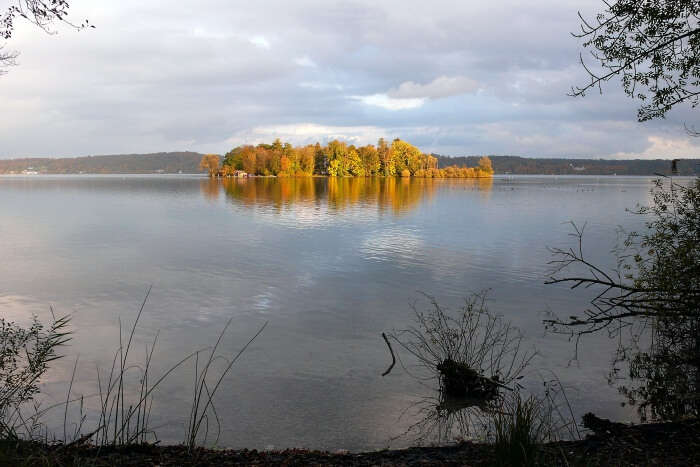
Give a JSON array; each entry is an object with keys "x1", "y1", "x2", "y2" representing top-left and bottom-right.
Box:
[{"x1": 0, "y1": 175, "x2": 669, "y2": 450}]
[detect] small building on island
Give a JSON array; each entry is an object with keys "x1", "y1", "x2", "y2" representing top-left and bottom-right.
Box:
[{"x1": 233, "y1": 170, "x2": 248, "y2": 178}]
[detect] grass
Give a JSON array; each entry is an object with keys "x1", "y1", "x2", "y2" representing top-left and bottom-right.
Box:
[
  {"x1": 0, "y1": 286, "x2": 267, "y2": 453},
  {"x1": 493, "y1": 393, "x2": 546, "y2": 467}
]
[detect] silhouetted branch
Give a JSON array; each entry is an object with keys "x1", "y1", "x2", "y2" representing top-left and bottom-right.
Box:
[{"x1": 381, "y1": 332, "x2": 396, "y2": 377}]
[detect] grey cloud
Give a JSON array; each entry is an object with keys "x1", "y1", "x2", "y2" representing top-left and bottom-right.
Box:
[{"x1": 0, "y1": 0, "x2": 697, "y2": 158}]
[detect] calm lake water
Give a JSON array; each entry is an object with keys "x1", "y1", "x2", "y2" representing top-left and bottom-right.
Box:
[{"x1": 0, "y1": 175, "x2": 675, "y2": 450}]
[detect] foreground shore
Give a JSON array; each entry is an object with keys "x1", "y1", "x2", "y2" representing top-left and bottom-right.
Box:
[{"x1": 2, "y1": 418, "x2": 697, "y2": 466}]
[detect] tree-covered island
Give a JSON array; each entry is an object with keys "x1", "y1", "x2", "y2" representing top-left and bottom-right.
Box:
[{"x1": 200, "y1": 138, "x2": 494, "y2": 178}]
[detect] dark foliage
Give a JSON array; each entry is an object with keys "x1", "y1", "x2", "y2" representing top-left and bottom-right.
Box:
[
  {"x1": 546, "y1": 178, "x2": 700, "y2": 421},
  {"x1": 572, "y1": 0, "x2": 700, "y2": 122},
  {"x1": 0, "y1": 152, "x2": 207, "y2": 174},
  {"x1": 0, "y1": 313, "x2": 71, "y2": 439},
  {"x1": 434, "y1": 155, "x2": 700, "y2": 175}
]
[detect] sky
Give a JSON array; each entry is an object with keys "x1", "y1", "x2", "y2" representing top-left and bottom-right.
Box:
[{"x1": 1, "y1": 0, "x2": 699, "y2": 159}]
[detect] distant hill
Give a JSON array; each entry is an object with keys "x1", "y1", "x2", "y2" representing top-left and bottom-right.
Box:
[
  {"x1": 0, "y1": 151, "x2": 698, "y2": 175},
  {"x1": 436, "y1": 155, "x2": 699, "y2": 176},
  {"x1": 0, "y1": 152, "x2": 207, "y2": 174}
]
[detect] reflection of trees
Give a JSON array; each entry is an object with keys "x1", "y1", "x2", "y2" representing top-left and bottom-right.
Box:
[
  {"x1": 208, "y1": 177, "x2": 493, "y2": 215},
  {"x1": 327, "y1": 177, "x2": 436, "y2": 214},
  {"x1": 442, "y1": 178, "x2": 493, "y2": 201},
  {"x1": 200, "y1": 178, "x2": 220, "y2": 201},
  {"x1": 546, "y1": 179, "x2": 700, "y2": 422},
  {"x1": 220, "y1": 177, "x2": 319, "y2": 210}
]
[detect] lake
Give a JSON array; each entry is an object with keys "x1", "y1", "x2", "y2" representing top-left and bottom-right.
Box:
[{"x1": 0, "y1": 174, "x2": 671, "y2": 451}]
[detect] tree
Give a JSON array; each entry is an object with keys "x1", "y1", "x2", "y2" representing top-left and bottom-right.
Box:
[
  {"x1": 298, "y1": 145, "x2": 315, "y2": 175},
  {"x1": 346, "y1": 146, "x2": 364, "y2": 176},
  {"x1": 572, "y1": 0, "x2": 700, "y2": 122},
  {"x1": 325, "y1": 140, "x2": 349, "y2": 176},
  {"x1": 377, "y1": 138, "x2": 394, "y2": 176},
  {"x1": 239, "y1": 146, "x2": 256, "y2": 174},
  {"x1": 565, "y1": 0, "x2": 700, "y2": 421},
  {"x1": 223, "y1": 147, "x2": 244, "y2": 170},
  {"x1": 358, "y1": 145, "x2": 380, "y2": 175},
  {"x1": 390, "y1": 139, "x2": 422, "y2": 175},
  {"x1": 545, "y1": 178, "x2": 700, "y2": 420},
  {"x1": 218, "y1": 139, "x2": 492, "y2": 178},
  {"x1": 313, "y1": 142, "x2": 326, "y2": 175},
  {"x1": 279, "y1": 155, "x2": 291, "y2": 175},
  {"x1": 198, "y1": 154, "x2": 220, "y2": 177},
  {"x1": 1, "y1": 1, "x2": 92, "y2": 74},
  {"x1": 478, "y1": 156, "x2": 493, "y2": 175}
]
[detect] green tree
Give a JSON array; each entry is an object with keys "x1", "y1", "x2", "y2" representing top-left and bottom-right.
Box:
[
  {"x1": 378, "y1": 138, "x2": 394, "y2": 176},
  {"x1": 358, "y1": 145, "x2": 381, "y2": 175},
  {"x1": 223, "y1": 147, "x2": 244, "y2": 170},
  {"x1": 324, "y1": 140, "x2": 349, "y2": 176},
  {"x1": 391, "y1": 139, "x2": 422, "y2": 175},
  {"x1": 298, "y1": 145, "x2": 315, "y2": 175},
  {"x1": 314, "y1": 142, "x2": 327, "y2": 174}
]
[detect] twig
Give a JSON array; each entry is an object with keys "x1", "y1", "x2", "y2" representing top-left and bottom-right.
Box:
[{"x1": 382, "y1": 332, "x2": 396, "y2": 376}]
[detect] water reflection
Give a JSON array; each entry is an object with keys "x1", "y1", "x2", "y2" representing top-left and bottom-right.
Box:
[
  {"x1": 399, "y1": 390, "x2": 494, "y2": 445},
  {"x1": 1, "y1": 175, "x2": 657, "y2": 451},
  {"x1": 200, "y1": 177, "x2": 493, "y2": 215}
]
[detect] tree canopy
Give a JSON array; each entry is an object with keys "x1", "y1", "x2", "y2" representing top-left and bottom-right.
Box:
[
  {"x1": 198, "y1": 154, "x2": 220, "y2": 177},
  {"x1": 572, "y1": 0, "x2": 700, "y2": 122},
  {"x1": 218, "y1": 138, "x2": 491, "y2": 178}
]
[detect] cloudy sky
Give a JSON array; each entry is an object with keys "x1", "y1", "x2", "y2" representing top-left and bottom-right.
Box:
[{"x1": 1, "y1": 0, "x2": 699, "y2": 159}]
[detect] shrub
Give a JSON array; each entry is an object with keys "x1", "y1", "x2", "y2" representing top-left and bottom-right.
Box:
[{"x1": 0, "y1": 314, "x2": 71, "y2": 439}]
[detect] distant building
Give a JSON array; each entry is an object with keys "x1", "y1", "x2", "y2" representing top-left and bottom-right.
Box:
[
  {"x1": 233, "y1": 170, "x2": 248, "y2": 178},
  {"x1": 569, "y1": 163, "x2": 586, "y2": 172}
]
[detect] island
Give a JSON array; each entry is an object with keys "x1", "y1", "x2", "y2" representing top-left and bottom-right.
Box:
[{"x1": 199, "y1": 138, "x2": 494, "y2": 178}]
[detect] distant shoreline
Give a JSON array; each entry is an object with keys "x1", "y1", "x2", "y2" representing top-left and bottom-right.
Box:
[{"x1": 0, "y1": 152, "x2": 697, "y2": 176}]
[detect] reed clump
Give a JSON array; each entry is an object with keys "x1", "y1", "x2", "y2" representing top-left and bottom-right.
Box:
[{"x1": 0, "y1": 286, "x2": 266, "y2": 452}]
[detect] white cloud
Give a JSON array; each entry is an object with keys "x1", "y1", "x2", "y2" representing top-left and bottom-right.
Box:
[
  {"x1": 388, "y1": 76, "x2": 479, "y2": 99},
  {"x1": 352, "y1": 93, "x2": 425, "y2": 111},
  {"x1": 610, "y1": 136, "x2": 700, "y2": 159},
  {"x1": 294, "y1": 56, "x2": 317, "y2": 67},
  {"x1": 353, "y1": 76, "x2": 477, "y2": 111},
  {"x1": 249, "y1": 35, "x2": 271, "y2": 49},
  {"x1": 299, "y1": 81, "x2": 343, "y2": 91},
  {"x1": 225, "y1": 123, "x2": 388, "y2": 146}
]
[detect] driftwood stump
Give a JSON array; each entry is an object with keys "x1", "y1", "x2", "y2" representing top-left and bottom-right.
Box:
[{"x1": 436, "y1": 359, "x2": 499, "y2": 401}]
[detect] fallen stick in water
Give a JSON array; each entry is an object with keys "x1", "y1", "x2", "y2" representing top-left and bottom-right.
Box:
[{"x1": 381, "y1": 332, "x2": 396, "y2": 377}]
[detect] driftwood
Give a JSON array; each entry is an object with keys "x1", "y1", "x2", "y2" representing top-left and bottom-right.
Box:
[
  {"x1": 437, "y1": 359, "x2": 510, "y2": 401},
  {"x1": 582, "y1": 413, "x2": 627, "y2": 435}
]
